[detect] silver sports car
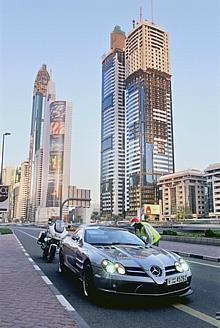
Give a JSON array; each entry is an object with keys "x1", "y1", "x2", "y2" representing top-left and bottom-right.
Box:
[{"x1": 58, "y1": 225, "x2": 193, "y2": 299}]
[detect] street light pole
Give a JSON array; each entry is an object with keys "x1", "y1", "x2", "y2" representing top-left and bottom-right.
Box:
[{"x1": 0, "y1": 132, "x2": 11, "y2": 185}]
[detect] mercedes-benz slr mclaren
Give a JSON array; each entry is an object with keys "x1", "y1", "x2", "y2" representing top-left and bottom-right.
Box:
[{"x1": 58, "y1": 225, "x2": 193, "y2": 300}]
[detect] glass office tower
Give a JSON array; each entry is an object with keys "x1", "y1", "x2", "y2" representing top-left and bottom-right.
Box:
[
  {"x1": 125, "y1": 20, "x2": 175, "y2": 215},
  {"x1": 100, "y1": 26, "x2": 126, "y2": 217}
]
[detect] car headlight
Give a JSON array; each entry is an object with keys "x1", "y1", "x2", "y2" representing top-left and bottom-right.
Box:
[
  {"x1": 102, "y1": 260, "x2": 126, "y2": 275},
  {"x1": 179, "y1": 258, "x2": 189, "y2": 271},
  {"x1": 115, "y1": 262, "x2": 126, "y2": 275},
  {"x1": 175, "y1": 259, "x2": 189, "y2": 272}
]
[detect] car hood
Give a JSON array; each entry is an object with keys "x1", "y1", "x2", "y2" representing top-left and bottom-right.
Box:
[{"x1": 95, "y1": 244, "x2": 180, "y2": 284}]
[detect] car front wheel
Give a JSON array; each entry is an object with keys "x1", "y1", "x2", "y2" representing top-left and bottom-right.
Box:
[{"x1": 82, "y1": 263, "x2": 95, "y2": 299}]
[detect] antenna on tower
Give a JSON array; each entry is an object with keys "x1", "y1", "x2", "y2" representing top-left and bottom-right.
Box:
[
  {"x1": 140, "y1": 6, "x2": 143, "y2": 22},
  {"x1": 150, "y1": 0, "x2": 154, "y2": 24}
]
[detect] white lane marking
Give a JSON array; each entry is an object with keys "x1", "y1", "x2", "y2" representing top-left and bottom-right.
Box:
[
  {"x1": 24, "y1": 252, "x2": 29, "y2": 256},
  {"x1": 16, "y1": 229, "x2": 38, "y2": 240},
  {"x1": 41, "y1": 276, "x2": 53, "y2": 285},
  {"x1": 56, "y1": 295, "x2": 76, "y2": 312},
  {"x1": 187, "y1": 260, "x2": 220, "y2": 269},
  {"x1": 28, "y1": 257, "x2": 34, "y2": 263},
  {"x1": 173, "y1": 304, "x2": 220, "y2": 327},
  {"x1": 33, "y1": 265, "x2": 41, "y2": 271}
]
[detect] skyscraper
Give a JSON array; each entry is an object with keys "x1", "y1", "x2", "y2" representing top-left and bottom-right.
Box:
[
  {"x1": 36, "y1": 80, "x2": 72, "y2": 223},
  {"x1": 100, "y1": 26, "x2": 126, "y2": 217},
  {"x1": 125, "y1": 19, "x2": 175, "y2": 215},
  {"x1": 27, "y1": 64, "x2": 50, "y2": 221}
]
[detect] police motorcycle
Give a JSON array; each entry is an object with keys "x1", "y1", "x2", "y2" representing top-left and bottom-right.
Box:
[{"x1": 37, "y1": 219, "x2": 68, "y2": 262}]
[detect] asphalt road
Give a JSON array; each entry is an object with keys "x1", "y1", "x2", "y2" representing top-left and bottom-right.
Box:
[{"x1": 12, "y1": 226, "x2": 220, "y2": 328}]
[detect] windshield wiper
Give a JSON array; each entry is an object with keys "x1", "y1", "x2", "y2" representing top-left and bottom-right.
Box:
[
  {"x1": 110, "y1": 242, "x2": 143, "y2": 246},
  {"x1": 89, "y1": 242, "x2": 112, "y2": 246}
]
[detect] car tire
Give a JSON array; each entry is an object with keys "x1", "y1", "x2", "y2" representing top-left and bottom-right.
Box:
[
  {"x1": 82, "y1": 263, "x2": 96, "y2": 300},
  {"x1": 58, "y1": 252, "x2": 67, "y2": 274}
]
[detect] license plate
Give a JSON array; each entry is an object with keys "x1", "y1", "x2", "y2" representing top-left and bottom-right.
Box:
[{"x1": 167, "y1": 275, "x2": 187, "y2": 285}]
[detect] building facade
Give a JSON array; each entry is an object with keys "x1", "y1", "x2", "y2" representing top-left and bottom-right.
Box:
[
  {"x1": 125, "y1": 20, "x2": 174, "y2": 215},
  {"x1": 205, "y1": 163, "x2": 220, "y2": 218},
  {"x1": 13, "y1": 161, "x2": 29, "y2": 221},
  {"x1": 158, "y1": 170, "x2": 208, "y2": 220},
  {"x1": 100, "y1": 26, "x2": 126, "y2": 217},
  {"x1": 28, "y1": 64, "x2": 50, "y2": 221},
  {"x1": 2, "y1": 167, "x2": 15, "y2": 221}
]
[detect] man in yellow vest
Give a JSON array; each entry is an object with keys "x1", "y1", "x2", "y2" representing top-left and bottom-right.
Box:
[{"x1": 130, "y1": 217, "x2": 161, "y2": 246}]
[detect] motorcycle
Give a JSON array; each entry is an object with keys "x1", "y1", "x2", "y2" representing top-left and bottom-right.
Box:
[{"x1": 37, "y1": 220, "x2": 68, "y2": 262}]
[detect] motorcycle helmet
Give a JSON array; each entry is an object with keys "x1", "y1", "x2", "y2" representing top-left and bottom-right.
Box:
[{"x1": 130, "y1": 217, "x2": 140, "y2": 226}]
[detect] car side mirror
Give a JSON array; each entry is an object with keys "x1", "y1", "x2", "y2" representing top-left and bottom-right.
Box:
[
  {"x1": 72, "y1": 235, "x2": 80, "y2": 241},
  {"x1": 78, "y1": 238, "x2": 83, "y2": 247}
]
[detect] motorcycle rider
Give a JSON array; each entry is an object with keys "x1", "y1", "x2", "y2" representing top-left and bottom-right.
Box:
[
  {"x1": 130, "y1": 217, "x2": 161, "y2": 246},
  {"x1": 37, "y1": 219, "x2": 68, "y2": 262}
]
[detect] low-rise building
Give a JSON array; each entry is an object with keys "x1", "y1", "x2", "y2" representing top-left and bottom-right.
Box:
[{"x1": 158, "y1": 169, "x2": 208, "y2": 221}]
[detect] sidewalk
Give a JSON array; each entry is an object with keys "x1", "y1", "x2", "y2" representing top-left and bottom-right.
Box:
[
  {"x1": 0, "y1": 234, "x2": 88, "y2": 328},
  {"x1": 160, "y1": 240, "x2": 220, "y2": 262}
]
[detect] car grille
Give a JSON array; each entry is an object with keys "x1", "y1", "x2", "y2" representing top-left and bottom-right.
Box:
[
  {"x1": 116, "y1": 278, "x2": 191, "y2": 295},
  {"x1": 124, "y1": 265, "x2": 178, "y2": 277},
  {"x1": 136, "y1": 280, "x2": 190, "y2": 294},
  {"x1": 125, "y1": 266, "x2": 147, "y2": 277},
  {"x1": 165, "y1": 265, "x2": 177, "y2": 276}
]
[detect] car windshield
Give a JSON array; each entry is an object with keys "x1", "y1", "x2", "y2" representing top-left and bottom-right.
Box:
[{"x1": 84, "y1": 228, "x2": 145, "y2": 246}]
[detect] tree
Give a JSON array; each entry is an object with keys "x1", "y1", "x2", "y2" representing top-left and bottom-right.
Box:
[
  {"x1": 175, "y1": 206, "x2": 193, "y2": 221},
  {"x1": 90, "y1": 211, "x2": 100, "y2": 222}
]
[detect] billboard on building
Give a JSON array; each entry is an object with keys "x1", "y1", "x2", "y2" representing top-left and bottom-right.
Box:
[
  {"x1": 0, "y1": 185, "x2": 9, "y2": 212},
  {"x1": 46, "y1": 101, "x2": 66, "y2": 208},
  {"x1": 49, "y1": 152, "x2": 63, "y2": 173},
  {"x1": 144, "y1": 204, "x2": 160, "y2": 215}
]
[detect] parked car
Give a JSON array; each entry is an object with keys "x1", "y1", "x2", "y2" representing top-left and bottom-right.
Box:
[{"x1": 58, "y1": 225, "x2": 193, "y2": 300}]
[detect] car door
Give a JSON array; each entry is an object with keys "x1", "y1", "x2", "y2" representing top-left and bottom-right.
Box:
[
  {"x1": 64, "y1": 229, "x2": 82, "y2": 274},
  {"x1": 73, "y1": 229, "x2": 87, "y2": 275}
]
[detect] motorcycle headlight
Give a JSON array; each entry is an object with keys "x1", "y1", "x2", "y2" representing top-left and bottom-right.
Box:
[
  {"x1": 102, "y1": 260, "x2": 126, "y2": 275},
  {"x1": 175, "y1": 259, "x2": 189, "y2": 272},
  {"x1": 44, "y1": 237, "x2": 48, "y2": 242}
]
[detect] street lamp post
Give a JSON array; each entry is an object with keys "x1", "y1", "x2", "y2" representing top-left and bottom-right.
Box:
[{"x1": 0, "y1": 132, "x2": 11, "y2": 185}]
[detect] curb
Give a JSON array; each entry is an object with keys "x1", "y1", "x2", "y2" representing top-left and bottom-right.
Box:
[
  {"x1": 170, "y1": 250, "x2": 220, "y2": 262},
  {"x1": 160, "y1": 235, "x2": 220, "y2": 246},
  {"x1": 13, "y1": 233, "x2": 90, "y2": 328}
]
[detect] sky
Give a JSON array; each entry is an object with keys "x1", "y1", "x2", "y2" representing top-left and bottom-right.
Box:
[{"x1": 0, "y1": 0, "x2": 220, "y2": 204}]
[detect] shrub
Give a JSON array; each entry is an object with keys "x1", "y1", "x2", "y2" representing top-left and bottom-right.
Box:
[
  {"x1": 162, "y1": 230, "x2": 178, "y2": 236},
  {"x1": 204, "y1": 229, "x2": 219, "y2": 238},
  {"x1": 0, "y1": 227, "x2": 12, "y2": 235}
]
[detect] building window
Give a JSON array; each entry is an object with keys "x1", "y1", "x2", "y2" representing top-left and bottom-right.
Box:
[
  {"x1": 103, "y1": 93, "x2": 113, "y2": 110},
  {"x1": 101, "y1": 136, "x2": 112, "y2": 152}
]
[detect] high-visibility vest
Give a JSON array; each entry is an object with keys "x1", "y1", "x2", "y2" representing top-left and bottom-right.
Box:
[{"x1": 137, "y1": 222, "x2": 161, "y2": 245}]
